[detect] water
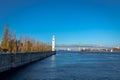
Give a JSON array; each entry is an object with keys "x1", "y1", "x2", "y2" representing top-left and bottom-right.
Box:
[{"x1": 1, "y1": 52, "x2": 120, "y2": 80}]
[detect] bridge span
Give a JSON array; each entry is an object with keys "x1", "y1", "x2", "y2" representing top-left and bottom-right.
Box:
[{"x1": 56, "y1": 44, "x2": 113, "y2": 51}]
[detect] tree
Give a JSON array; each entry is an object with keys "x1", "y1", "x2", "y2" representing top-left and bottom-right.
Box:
[
  {"x1": 1, "y1": 24, "x2": 52, "y2": 53},
  {"x1": 3, "y1": 24, "x2": 8, "y2": 40},
  {"x1": 1, "y1": 24, "x2": 9, "y2": 52}
]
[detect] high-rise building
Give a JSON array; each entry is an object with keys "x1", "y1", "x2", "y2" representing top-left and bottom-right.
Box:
[{"x1": 52, "y1": 35, "x2": 55, "y2": 51}]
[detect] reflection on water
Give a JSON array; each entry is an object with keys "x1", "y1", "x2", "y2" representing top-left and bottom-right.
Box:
[
  {"x1": 50, "y1": 55, "x2": 56, "y2": 79},
  {"x1": 51, "y1": 55, "x2": 55, "y2": 61},
  {"x1": 1, "y1": 52, "x2": 120, "y2": 80},
  {"x1": 51, "y1": 55, "x2": 56, "y2": 67}
]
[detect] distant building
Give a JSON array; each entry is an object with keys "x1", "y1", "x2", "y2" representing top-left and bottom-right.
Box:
[
  {"x1": 67, "y1": 48, "x2": 71, "y2": 51},
  {"x1": 111, "y1": 48, "x2": 120, "y2": 52},
  {"x1": 78, "y1": 47, "x2": 81, "y2": 51},
  {"x1": 110, "y1": 49, "x2": 113, "y2": 52}
]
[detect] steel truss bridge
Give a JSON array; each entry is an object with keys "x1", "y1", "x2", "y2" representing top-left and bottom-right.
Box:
[{"x1": 55, "y1": 44, "x2": 113, "y2": 51}]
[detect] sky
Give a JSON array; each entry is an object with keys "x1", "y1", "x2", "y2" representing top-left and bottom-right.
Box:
[{"x1": 0, "y1": 0, "x2": 120, "y2": 46}]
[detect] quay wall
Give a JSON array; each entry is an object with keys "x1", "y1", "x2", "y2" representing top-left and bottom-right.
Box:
[{"x1": 0, "y1": 51, "x2": 56, "y2": 73}]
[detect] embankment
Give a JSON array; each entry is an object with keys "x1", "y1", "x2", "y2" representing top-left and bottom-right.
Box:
[{"x1": 0, "y1": 51, "x2": 56, "y2": 73}]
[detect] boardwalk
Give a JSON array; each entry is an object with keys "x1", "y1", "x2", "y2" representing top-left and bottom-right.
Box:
[{"x1": 0, "y1": 52, "x2": 120, "y2": 80}]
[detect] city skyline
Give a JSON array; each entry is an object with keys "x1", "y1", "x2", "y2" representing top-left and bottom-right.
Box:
[{"x1": 0, "y1": 0, "x2": 120, "y2": 46}]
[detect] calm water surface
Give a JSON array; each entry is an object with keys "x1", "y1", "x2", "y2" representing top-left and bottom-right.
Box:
[{"x1": 1, "y1": 52, "x2": 120, "y2": 80}]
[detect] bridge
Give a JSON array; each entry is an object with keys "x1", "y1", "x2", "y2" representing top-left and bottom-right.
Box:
[{"x1": 55, "y1": 44, "x2": 113, "y2": 51}]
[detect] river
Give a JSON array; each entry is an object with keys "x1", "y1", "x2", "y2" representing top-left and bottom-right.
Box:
[{"x1": 0, "y1": 52, "x2": 120, "y2": 80}]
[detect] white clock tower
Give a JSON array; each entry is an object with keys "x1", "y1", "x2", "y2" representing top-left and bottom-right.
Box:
[{"x1": 52, "y1": 35, "x2": 55, "y2": 51}]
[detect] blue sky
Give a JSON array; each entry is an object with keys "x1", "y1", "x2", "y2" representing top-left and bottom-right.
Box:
[{"x1": 0, "y1": 0, "x2": 120, "y2": 46}]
